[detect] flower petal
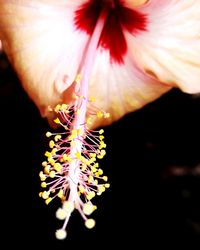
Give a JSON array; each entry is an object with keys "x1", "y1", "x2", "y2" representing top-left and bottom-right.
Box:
[
  {"x1": 0, "y1": 0, "x2": 89, "y2": 116},
  {"x1": 86, "y1": 49, "x2": 171, "y2": 128},
  {"x1": 126, "y1": 0, "x2": 200, "y2": 93}
]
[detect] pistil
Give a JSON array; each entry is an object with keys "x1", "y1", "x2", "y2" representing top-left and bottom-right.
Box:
[{"x1": 39, "y1": 7, "x2": 111, "y2": 240}]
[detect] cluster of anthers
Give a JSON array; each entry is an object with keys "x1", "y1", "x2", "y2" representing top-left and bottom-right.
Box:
[{"x1": 39, "y1": 94, "x2": 110, "y2": 240}]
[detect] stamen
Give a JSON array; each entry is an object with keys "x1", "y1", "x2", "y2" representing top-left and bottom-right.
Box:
[{"x1": 40, "y1": 7, "x2": 111, "y2": 240}]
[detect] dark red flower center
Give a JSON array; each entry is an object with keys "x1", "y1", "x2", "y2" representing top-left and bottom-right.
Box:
[{"x1": 74, "y1": 0, "x2": 148, "y2": 64}]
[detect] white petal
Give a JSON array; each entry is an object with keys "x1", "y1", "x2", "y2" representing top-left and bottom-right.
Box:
[
  {"x1": 0, "y1": 0, "x2": 89, "y2": 116},
  {"x1": 126, "y1": 0, "x2": 200, "y2": 94}
]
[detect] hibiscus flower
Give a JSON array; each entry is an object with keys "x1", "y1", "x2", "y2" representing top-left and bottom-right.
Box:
[{"x1": 0, "y1": 0, "x2": 200, "y2": 240}]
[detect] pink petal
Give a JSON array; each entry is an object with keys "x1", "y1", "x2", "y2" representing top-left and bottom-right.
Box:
[
  {"x1": 126, "y1": 0, "x2": 200, "y2": 93},
  {"x1": 0, "y1": 0, "x2": 89, "y2": 116},
  {"x1": 86, "y1": 49, "x2": 171, "y2": 128},
  {"x1": 0, "y1": 0, "x2": 185, "y2": 130}
]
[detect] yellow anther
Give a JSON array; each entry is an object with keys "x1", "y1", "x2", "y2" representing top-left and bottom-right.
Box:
[
  {"x1": 54, "y1": 135, "x2": 61, "y2": 141},
  {"x1": 48, "y1": 158, "x2": 55, "y2": 165},
  {"x1": 68, "y1": 135, "x2": 73, "y2": 140},
  {"x1": 45, "y1": 151, "x2": 51, "y2": 158},
  {"x1": 56, "y1": 208, "x2": 67, "y2": 220},
  {"x1": 98, "y1": 185, "x2": 106, "y2": 193},
  {"x1": 40, "y1": 176, "x2": 46, "y2": 182},
  {"x1": 99, "y1": 135, "x2": 104, "y2": 140},
  {"x1": 63, "y1": 201, "x2": 74, "y2": 213},
  {"x1": 91, "y1": 165, "x2": 97, "y2": 173},
  {"x1": 75, "y1": 152, "x2": 82, "y2": 159},
  {"x1": 39, "y1": 171, "x2": 46, "y2": 179},
  {"x1": 45, "y1": 197, "x2": 52, "y2": 205},
  {"x1": 95, "y1": 172, "x2": 100, "y2": 177},
  {"x1": 81, "y1": 164, "x2": 87, "y2": 171},
  {"x1": 42, "y1": 161, "x2": 48, "y2": 167},
  {"x1": 104, "y1": 112, "x2": 110, "y2": 118},
  {"x1": 57, "y1": 189, "x2": 64, "y2": 199},
  {"x1": 44, "y1": 165, "x2": 50, "y2": 174},
  {"x1": 61, "y1": 104, "x2": 68, "y2": 110},
  {"x1": 63, "y1": 154, "x2": 72, "y2": 162},
  {"x1": 79, "y1": 185, "x2": 85, "y2": 193},
  {"x1": 85, "y1": 218, "x2": 96, "y2": 229},
  {"x1": 83, "y1": 203, "x2": 95, "y2": 215},
  {"x1": 89, "y1": 153, "x2": 96, "y2": 158},
  {"x1": 49, "y1": 170, "x2": 56, "y2": 178},
  {"x1": 88, "y1": 157, "x2": 96, "y2": 164},
  {"x1": 75, "y1": 74, "x2": 81, "y2": 83},
  {"x1": 54, "y1": 118, "x2": 60, "y2": 124},
  {"x1": 94, "y1": 179, "x2": 98, "y2": 185},
  {"x1": 51, "y1": 148, "x2": 57, "y2": 155},
  {"x1": 42, "y1": 191, "x2": 50, "y2": 199},
  {"x1": 49, "y1": 140, "x2": 55, "y2": 149},
  {"x1": 102, "y1": 176, "x2": 108, "y2": 181},
  {"x1": 99, "y1": 129, "x2": 104, "y2": 134},
  {"x1": 39, "y1": 192, "x2": 43, "y2": 197},
  {"x1": 88, "y1": 175, "x2": 94, "y2": 183},
  {"x1": 55, "y1": 229, "x2": 67, "y2": 240},
  {"x1": 99, "y1": 141, "x2": 106, "y2": 149},
  {"x1": 70, "y1": 141, "x2": 77, "y2": 147},
  {"x1": 101, "y1": 141, "x2": 106, "y2": 147},
  {"x1": 87, "y1": 191, "x2": 95, "y2": 200},
  {"x1": 77, "y1": 128, "x2": 83, "y2": 135},
  {"x1": 54, "y1": 104, "x2": 61, "y2": 112},
  {"x1": 97, "y1": 149, "x2": 106, "y2": 159},
  {"x1": 71, "y1": 129, "x2": 78, "y2": 136},
  {"x1": 76, "y1": 109, "x2": 81, "y2": 115},
  {"x1": 101, "y1": 149, "x2": 106, "y2": 155},
  {"x1": 93, "y1": 163, "x2": 99, "y2": 168},
  {"x1": 98, "y1": 169, "x2": 103, "y2": 175},
  {"x1": 89, "y1": 96, "x2": 96, "y2": 102},
  {"x1": 54, "y1": 163, "x2": 62, "y2": 173},
  {"x1": 73, "y1": 93, "x2": 79, "y2": 100},
  {"x1": 87, "y1": 117, "x2": 92, "y2": 125},
  {"x1": 46, "y1": 132, "x2": 52, "y2": 137},
  {"x1": 105, "y1": 183, "x2": 110, "y2": 188},
  {"x1": 97, "y1": 111, "x2": 103, "y2": 118},
  {"x1": 41, "y1": 182, "x2": 47, "y2": 188},
  {"x1": 80, "y1": 156, "x2": 87, "y2": 164}
]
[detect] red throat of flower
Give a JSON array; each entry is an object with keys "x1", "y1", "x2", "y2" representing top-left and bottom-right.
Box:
[{"x1": 74, "y1": 0, "x2": 148, "y2": 64}]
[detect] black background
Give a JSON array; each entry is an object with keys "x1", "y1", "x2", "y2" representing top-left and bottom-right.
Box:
[{"x1": 1, "y1": 51, "x2": 200, "y2": 248}]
